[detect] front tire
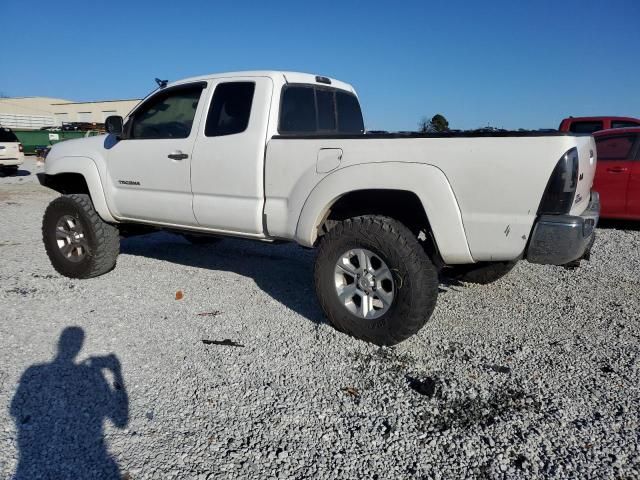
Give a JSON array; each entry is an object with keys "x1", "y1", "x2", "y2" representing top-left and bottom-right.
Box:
[
  {"x1": 42, "y1": 194, "x2": 120, "y2": 278},
  {"x1": 314, "y1": 215, "x2": 439, "y2": 346}
]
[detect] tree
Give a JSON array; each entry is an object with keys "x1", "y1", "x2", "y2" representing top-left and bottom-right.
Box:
[{"x1": 418, "y1": 114, "x2": 449, "y2": 133}]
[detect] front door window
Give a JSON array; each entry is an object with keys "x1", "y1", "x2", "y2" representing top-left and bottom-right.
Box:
[{"x1": 130, "y1": 86, "x2": 204, "y2": 139}]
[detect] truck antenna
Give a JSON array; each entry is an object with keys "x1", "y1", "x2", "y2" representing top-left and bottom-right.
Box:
[{"x1": 155, "y1": 78, "x2": 168, "y2": 89}]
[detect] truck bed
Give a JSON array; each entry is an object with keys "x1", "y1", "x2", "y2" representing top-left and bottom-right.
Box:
[
  {"x1": 265, "y1": 133, "x2": 596, "y2": 263},
  {"x1": 273, "y1": 130, "x2": 590, "y2": 139}
]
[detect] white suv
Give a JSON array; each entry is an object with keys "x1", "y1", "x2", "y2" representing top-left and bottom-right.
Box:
[{"x1": 0, "y1": 127, "x2": 24, "y2": 174}]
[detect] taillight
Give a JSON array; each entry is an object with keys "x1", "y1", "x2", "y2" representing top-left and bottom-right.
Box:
[
  {"x1": 538, "y1": 147, "x2": 579, "y2": 215},
  {"x1": 19, "y1": 143, "x2": 23, "y2": 152}
]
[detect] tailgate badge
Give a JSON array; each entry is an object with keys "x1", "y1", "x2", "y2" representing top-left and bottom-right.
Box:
[
  {"x1": 574, "y1": 193, "x2": 583, "y2": 205},
  {"x1": 589, "y1": 149, "x2": 594, "y2": 165}
]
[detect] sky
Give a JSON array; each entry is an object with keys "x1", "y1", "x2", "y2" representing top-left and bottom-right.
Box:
[{"x1": 3, "y1": 0, "x2": 639, "y2": 131}]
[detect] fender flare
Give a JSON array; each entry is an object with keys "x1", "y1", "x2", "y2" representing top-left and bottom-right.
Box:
[
  {"x1": 295, "y1": 162, "x2": 474, "y2": 264},
  {"x1": 45, "y1": 156, "x2": 117, "y2": 223}
]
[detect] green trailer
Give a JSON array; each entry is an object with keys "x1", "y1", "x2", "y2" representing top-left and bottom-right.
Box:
[{"x1": 13, "y1": 129, "x2": 103, "y2": 154}]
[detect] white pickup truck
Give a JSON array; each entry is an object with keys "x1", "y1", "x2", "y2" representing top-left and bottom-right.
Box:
[{"x1": 40, "y1": 71, "x2": 599, "y2": 345}]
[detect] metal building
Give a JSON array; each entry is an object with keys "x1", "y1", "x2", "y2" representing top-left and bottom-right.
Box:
[{"x1": 0, "y1": 97, "x2": 141, "y2": 129}]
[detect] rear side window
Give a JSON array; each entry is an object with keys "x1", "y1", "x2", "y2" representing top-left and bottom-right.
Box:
[
  {"x1": 596, "y1": 135, "x2": 636, "y2": 160},
  {"x1": 336, "y1": 91, "x2": 364, "y2": 133},
  {"x1": 280, "y1": 87, "x2": 317, "y2": 132},
  {"x1": 131, "y1": 84, "x2": 204, "y2": 139},
  {"x1": 0, "y1": 128, "x2": 19, "y2": 142},
  {"x1": 569, "y1": 121, "x2": 603, "y2": 134},
  {"x1": 611, "y1": 120, "x2": 640, "y2": 129},
  {"x1": 279, "y1": 85, "x2": 364, "y2": 135},
  {"x1": 205, "y1": 82, "x2": 255, "y2": 137}
]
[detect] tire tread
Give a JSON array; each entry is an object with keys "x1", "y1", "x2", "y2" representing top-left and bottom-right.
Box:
[
  {"x1": 42, "y1": 194, "x2": 120, "y2": 278},
  {"x1": 314, "y1": 215, "x2": 438, "y2": 345}
]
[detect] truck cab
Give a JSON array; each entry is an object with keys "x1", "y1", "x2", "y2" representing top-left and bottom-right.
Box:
[
  {"x1": 558, "y1": 116, "x2": 640, "y2": 134},
  {"x1": 51, "y1": 72, "x2": 363, "y2": 239}
]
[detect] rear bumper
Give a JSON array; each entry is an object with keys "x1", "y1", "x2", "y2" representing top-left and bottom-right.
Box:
[
  {"x1": 0, "y1": 158, "x2": 23, "y2": 167},
  {"x1": 526, "y1": 191, "x2": 599, "y2": 265}
]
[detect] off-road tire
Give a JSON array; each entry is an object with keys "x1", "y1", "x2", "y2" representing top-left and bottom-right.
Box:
[
  {"x1": 182, "y1": 233, "x2": 221, "y2": 245},
  {"x1": 42, "y1": 194, "x2": 120, "y2": 278},
  {"x1": 448, "y1": 261, "x2": 517, "y2": 285},
  {"x1": 314, "y1": 215, "x2": 439, "y2": 346}
]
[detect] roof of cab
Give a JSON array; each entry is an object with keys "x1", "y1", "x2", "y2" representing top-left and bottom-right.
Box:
[
  {"x1": 167, "y1": 71, "x2": 356, "y2": 94},
  {"x1": 563, "y1": 116, "x2": 640, "y2": 123}
]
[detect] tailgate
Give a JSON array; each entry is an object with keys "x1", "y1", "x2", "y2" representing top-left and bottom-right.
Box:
[
  {"x1": 0, "y1": 142, "x2": 20, "y2": 159},
  {"x1": 569, "y1": 136, "x2": 597, "y2": 216}
]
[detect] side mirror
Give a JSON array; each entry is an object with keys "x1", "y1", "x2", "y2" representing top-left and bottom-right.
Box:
[{"x1": 105, "y1": 115, "x2": 124, "y2": 136}]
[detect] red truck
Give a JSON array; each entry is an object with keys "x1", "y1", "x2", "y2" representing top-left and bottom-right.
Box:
[
  {"x1": 559, "y1": 116, "x2": 640, "y2": 134},
  {"x1": 592, "y1": 127, "x2": 640, "y2": 220}
]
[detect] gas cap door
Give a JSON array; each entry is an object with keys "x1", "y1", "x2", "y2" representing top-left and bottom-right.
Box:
[{"x1": 316, "y1": 148, "x2": 343, "y2": 174}]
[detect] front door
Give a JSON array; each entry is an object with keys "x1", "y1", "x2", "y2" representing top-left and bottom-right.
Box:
[
  {"x1": 593, "y1": 133, "x2": 635, "y2": 218},
  {"x1": 105, "y1": 82, "x2": 207, "y2": 225}
]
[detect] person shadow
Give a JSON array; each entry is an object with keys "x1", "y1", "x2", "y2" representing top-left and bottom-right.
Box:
[{"x1": 9, "y1": 327, "x2": 128, "y2": 480}]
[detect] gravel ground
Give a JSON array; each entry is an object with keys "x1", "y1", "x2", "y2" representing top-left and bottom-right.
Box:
[{"x1": 0, "y1": 158, "x2": 639, "y2": 479}]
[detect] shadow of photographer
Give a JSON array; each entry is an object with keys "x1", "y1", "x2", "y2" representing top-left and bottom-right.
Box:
[{"x1": 9, "y1": 327, "x2": 128, "y2": 479}]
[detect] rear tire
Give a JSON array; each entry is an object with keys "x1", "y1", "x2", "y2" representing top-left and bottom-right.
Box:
[
  {"x1": 314, "y1": 215, "x2": 439, "y2": 346},
  {"x1": 447, "y1": 261, "x2": 517, "y2": 285},
  {"x1": 42, "y1": 194, "x2": 120, "y2": 278}
]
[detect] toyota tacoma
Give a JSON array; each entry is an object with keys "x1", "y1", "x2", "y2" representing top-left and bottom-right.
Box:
[{"x1": 40, "y1": 71, "x2": 599, "y2": 345}]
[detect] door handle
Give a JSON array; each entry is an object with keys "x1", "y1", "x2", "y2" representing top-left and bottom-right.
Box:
[
  {"x1": 606, "y1": 167, "x2": 627, "y2": 173},
  {"x1": 168, "y1": 151, "x2": 188, "y2": 160}
]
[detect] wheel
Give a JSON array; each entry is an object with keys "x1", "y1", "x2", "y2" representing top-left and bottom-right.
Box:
[
  {"x1": 42, "y1": 194, "x2": 120, "y2": 278},
  {"x1": 314, "y1": 215, "x2": 439, "y2": 346},
  {"x1": 182, "y1": 233, "x2": 221, "y2": 245},
  {"x1": 447, "y1": 261, "x2": 517, "y2": 285}
]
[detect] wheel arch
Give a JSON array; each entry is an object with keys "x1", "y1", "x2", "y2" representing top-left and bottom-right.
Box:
[
  {"x1": 295, "y1": 162, "x2": 474, "y2": 264},
  {"x1": 320, "y1": 189, "x2": 438, "y2": 259},
  {"x1": 42, "y1": 156, "x2": 116, "y2": 223}
]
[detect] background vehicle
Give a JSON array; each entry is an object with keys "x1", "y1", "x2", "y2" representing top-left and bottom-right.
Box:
[
  {"x1": 0, "y1": 127, "x2": 24, "y2": 174},
  {"x1": 40, "y1": 71, "x2": 599, "y2": 345},
  {"x1": 13, "y1": 128, "x2": 104, "y2": 154},
  {"x1": 593, "y1": 127, "x2": 640, "y2": 220},
  {"x1": 559, "y1": 116, "x2": 640, "y2": 134}
]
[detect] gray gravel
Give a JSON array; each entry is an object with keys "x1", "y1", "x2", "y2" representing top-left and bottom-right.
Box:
[{"x1": 1, "y1": 158, "x2": 639, "y2": 479}]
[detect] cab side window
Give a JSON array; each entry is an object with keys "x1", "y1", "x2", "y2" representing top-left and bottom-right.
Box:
[
  {"x1": 205, "y1": 82, "x2": 255, "y2": 137},
  {"x1": 130, "y1": 84, "x2": 205, "y2": 139},
  {"x1": 569, "y1": 121, "x2": 603, "y2": 134},
  {"x1": 279, "y1": 86, "x2": 317, "y2": 133},
  {"x1": 336, "y1": 91, "x2": 364, "y2": 134}
]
